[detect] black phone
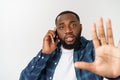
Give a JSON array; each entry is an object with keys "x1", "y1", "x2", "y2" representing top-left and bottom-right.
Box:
[{"x1": 54, "y1": 30, "x2": 58, "y2": 41}]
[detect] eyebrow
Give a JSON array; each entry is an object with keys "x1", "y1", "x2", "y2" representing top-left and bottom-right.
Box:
[
  {"x1": 57, "y1": 20, "x2": 78, "y2": 25},
  {"x1": 70, "y1": 21, "x2": 78, "y2": 23}
]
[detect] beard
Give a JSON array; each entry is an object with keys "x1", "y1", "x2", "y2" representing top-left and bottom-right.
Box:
[{"x1": 59, "y1": 33, "x2": 80, "y2": 49}]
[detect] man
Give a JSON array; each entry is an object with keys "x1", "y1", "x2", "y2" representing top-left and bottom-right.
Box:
[{"x1": 20, "y1": 11, "x2": 120, "y2": 80}]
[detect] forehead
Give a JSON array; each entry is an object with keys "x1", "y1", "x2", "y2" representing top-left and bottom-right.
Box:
[{"x1": 56, "y1": 13, "x2": 78, "y2": 24}]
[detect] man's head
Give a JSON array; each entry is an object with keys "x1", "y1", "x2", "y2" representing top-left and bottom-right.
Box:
[{"x1": 55, "y1": 11, "x2": 82, "y2": 49}]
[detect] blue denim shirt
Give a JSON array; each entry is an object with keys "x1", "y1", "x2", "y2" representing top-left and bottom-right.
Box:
[{"x1": 19, "y1": 37, "x2": 120, "y2": 80}]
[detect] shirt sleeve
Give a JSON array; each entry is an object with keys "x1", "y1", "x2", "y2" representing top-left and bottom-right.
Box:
[{"x1": 19, "y1": 50, "x2": 51, "y2": 80}]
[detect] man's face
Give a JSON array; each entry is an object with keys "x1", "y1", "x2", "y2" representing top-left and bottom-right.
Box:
[{"x1": 56, "y1": 13, "x2": 82, "y2": 49}]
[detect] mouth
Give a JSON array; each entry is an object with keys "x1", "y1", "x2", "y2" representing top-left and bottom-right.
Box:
[
  {"x1": 64, "y1": 35, "x2": 75, "y2": 44},
  {"x1": 65, "y1": 37, "x2": 74, "y2": 42}
]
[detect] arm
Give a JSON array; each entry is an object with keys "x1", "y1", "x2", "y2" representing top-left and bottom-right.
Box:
[
  {"x1": 20, "y1": 29, "x2": 59, "y2": 80},
  {"x1": 19, "y1": 51, "x2": 51, "y2": 80},
  {"x1": 75, "y1": 17, "x2": 120, "y2": 78}
]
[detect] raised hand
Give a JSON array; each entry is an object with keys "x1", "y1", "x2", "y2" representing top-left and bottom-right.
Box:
[
  {"x1": 75, "y1": 17, "x2": 120, "y2": 78},
  {"x1": 42, "y1": 29, "x2": 59, "y2": 54}
]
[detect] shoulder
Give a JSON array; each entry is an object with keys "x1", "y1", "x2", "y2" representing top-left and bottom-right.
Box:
[
  {"x1": 80, "y1": 37, "x2": 95, "y2": 61},
  {"x1": 80, "y1": 36, "x2": 94, "y2": 49}
]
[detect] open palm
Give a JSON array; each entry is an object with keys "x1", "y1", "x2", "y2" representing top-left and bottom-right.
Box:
[
  {"x1": 75, "y1": 18, "x2": 120, "y2": 78},
  {"x1": 92, "y1": 45, "x2": 120, "y2": 78}
]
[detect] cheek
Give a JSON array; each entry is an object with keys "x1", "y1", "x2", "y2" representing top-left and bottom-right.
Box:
[
  {"x1": 73, "y1": 28, "x2": 81, "y2": 36},
  {"x1": 57, "y1": 32, "x2": 65, "y2": 40}
]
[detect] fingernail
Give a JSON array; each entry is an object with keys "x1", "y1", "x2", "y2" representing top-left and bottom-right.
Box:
[
  {"x1": 52, "y1": 38, "x2": 55, "y2": 44},
  {"x1": 74, "y1": 62, "x2": 78, "y2": 68}
]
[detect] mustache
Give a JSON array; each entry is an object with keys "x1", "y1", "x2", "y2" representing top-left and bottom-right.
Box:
[{"x1": 64, "y1": 34, "x2": 75, "y2": 39}]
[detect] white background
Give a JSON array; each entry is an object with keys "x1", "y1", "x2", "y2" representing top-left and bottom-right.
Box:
[{"x1": 0, "y1": 0, "x2": 120, "y2": 80}]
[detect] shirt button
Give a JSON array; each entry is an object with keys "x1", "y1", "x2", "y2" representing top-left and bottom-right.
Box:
[
  {"x1": 31, "y1": 66, "x2": 34, "y2": 69},
  {"x1": 41, "y1": 56, "x2": 44, "y2": 59},
  {"x1": 54, "y1": 62, "x2": 57, "y2": 65},
  {"x1": 38, "y1": 55, "x2": 41, "y2": 58},
  {"x1": 49, "y1": 77, "x2": 52, "y2": 80}
]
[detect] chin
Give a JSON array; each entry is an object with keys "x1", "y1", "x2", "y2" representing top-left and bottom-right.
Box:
[
  {"x1": 65, "y1": 40, "x2": 75, "y2": 45},
  {"x1": 63, "y1": 42, "x2": 76, "y2": 49},
  {"x1": 60, "y1": 37, "x2": 79, "y2": 49}
]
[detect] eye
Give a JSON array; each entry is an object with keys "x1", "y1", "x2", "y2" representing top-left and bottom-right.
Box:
[
  {"x1": 70, "y1": 23, "x2": 77, "y2": 28},
  {"x1": 58, "y1": 25, "x2": 64, "y2": 30}
]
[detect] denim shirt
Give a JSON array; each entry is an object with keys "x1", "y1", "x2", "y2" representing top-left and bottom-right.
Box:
[{"x1": 19, "y1": 36, "x2": 120, "y2": 80}]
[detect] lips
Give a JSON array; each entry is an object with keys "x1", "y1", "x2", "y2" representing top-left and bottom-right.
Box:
[
  {"x1": 65, "y1": 37, "x2": 74, "y2": 42},
  {"x1": 65, "y1": 35, "x2": 75, "y2": 42}
]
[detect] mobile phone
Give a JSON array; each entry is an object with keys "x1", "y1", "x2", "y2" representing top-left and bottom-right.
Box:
[
  {"x1": 54, "y1": 30, "x2": 58, "y2": 41},
  {"x1": 52, "y1": 30, "x2": 58, "y2": 43}
]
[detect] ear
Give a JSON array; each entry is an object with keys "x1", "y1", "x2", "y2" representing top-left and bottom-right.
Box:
[{"x1": 79, "y1": 24, "x2": 82, "y2": 34}]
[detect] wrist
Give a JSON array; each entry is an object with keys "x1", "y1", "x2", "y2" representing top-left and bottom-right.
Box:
[{"x1": 41, "y1": 49, "x2": 50, "y2": 54}]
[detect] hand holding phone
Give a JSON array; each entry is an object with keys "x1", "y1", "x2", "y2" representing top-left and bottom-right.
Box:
[{"x1": 42, "y1": 28, "x2": 59, "y2": 54}]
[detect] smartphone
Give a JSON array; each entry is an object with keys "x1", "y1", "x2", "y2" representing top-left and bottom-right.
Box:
[
  {"x1": 52, "y1": 30, "x2": 58, "y2": 43},
  {"x1": 54, "y1": 30, "x2": 58, "y2": 41}
]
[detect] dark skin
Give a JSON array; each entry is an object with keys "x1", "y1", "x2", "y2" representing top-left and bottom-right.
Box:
[
  {"x1": 42, "y1": 13, "x2": 120, "y2": 78},
  {"x1": 75, "y1": 18, "x2": 120, "y2": 78},
  {"x1": 56, "y1": 13, "x2": 82, "y2": 49},
  {"x1": 42, "y1": 13, "x2": 82, "y2": 54}
]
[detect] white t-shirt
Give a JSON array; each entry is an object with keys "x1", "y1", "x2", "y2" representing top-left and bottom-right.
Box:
[{"x1": 53, "y1": 46, "x2": 77, "y2": 80}]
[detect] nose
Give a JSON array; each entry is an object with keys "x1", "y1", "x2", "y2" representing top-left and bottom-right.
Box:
[{"x1": 65, "y1": 26, "x2": 72, "y2": 34}]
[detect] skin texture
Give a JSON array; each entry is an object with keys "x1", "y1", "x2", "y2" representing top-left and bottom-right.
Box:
[
  {"x1": 56, "y1": 13, "x2": 82, "y2": 49},
  {"x1": 41, "y1": 11, "x2": 120, "y2": 78},
  {"x1": 75, "y1": 17, "x2": 120, "y2": 78},
  {"x1": 42, "y1": 13, "x2": 82, "y2": 53}
]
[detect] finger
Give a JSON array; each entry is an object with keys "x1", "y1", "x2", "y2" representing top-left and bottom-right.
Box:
[
  {"x1": 74, "y1": 62, "x2": 95, "y2": 72},
  {"x1": 98, "y1": 17, "x2": 106, "y2": 45},
  {"x1": 44, "y1": 34, "x2": 52, "y2": 44},
  {"x1": 91, "y1": 23, "x2": 100, "y2": 48},
  {"x1": 47, "y1": 30, "x2": 57, "y2": 43},
  {"x1": 118, "y1": 40, "x2": 120, "y2": 49},
  {"x1": 48, "y1": 34, "x2": 56, "y2": 44},
  {"x1": 44, "y1": 31, "x2": 55, "y2": 43},
  {"x1": 54, "y1": 27, "x2": 57, "y2": 31},
  {"x1": 48, "y1": 30, "x2": 56, "y2": 38},
  {"x1": 106, "y1": 19, "x2": 114, "y2": 46}
]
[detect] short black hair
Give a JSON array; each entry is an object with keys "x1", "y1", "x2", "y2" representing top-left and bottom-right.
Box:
[{"x1": 55, "y1": 11, "x2": 80, "y2": 25}]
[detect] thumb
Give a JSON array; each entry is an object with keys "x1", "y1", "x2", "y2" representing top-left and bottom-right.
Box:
[
  {"x1": 75, "y1": 62, "x2": 94, "y2": 71},
  {"x1": 118, "y1": 40, "x2": 120, "y2": 49}
]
